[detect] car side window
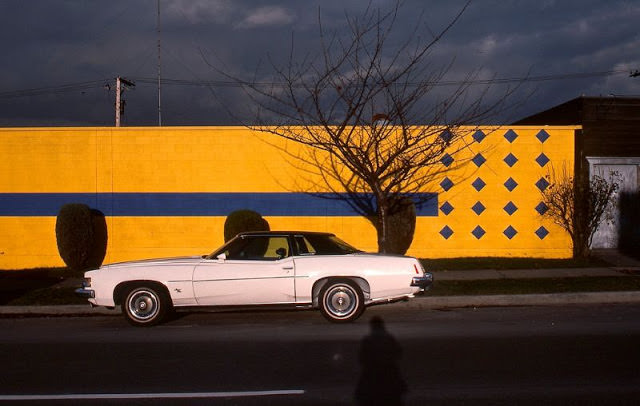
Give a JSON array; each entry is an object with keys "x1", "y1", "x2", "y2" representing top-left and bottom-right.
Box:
[
  {"x1": 225, "y1": 236, "x2": 290, "y2": 261},
  {"x1": 295, "y1": 236, "x2": 316, "y2": 255},
  {"x1": 264, "y1": 237, "x2": 290, "y2": 259}
]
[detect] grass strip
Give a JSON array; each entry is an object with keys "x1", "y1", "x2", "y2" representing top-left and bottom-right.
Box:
[
  {"x1": 430, "y1": 276, "x2": 640, "y2": 296},
  {"x1": 5, "y1": 287, "x2": 87, "y2": 306},
  {"x1": 421, "y1": 257, "x2": 610, "y2": 271}
]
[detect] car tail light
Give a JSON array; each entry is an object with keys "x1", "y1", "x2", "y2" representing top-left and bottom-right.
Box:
[{"x1": 414, "y1": 264, "x2": 421, "y2": 275}]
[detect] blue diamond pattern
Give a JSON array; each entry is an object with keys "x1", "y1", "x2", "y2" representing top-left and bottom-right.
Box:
[
  {"x1": 503, "y1": 201, "x2": 518, "y2": 215},
  {"x1": 472, "y1": 201, "x2": 486, "y2": 215},
  {"x1": 535, "y1": 202, "x2": 549, "y2": 215},
  {"x1": 535, "y1": 226, "x2": 549, "y2": 239},
  {"x1": 503, "y1": 153, "x2": 518, "y2": 167},
  {"x1": 504, "y1": 177, "x2": 518, "y2": 191},
  {"x1": 440, "y1": 201, "x2": 454, "y2": 215},
  {"x1": 472, "y1": 177, "x2": 486, "y2": 191},
  {"x1": 504, "y1": 129, "x2": 519, "y2": 143},
  {"x1": 536, "y1": 130, "x2": 550, "y2": 143},
  {"x1": 536, "y1": 153, "x2": 550, "y2": 167},
  {"x1": 472, "y1": 153, "x2": 486, "y2": 167},
  {"x1": 472, "y1": 130, "x2": 486, "y2": 143},
  {"x1": 439, "y1": 130, "x2": 453, "y2": 143},
  {"x1": 471, "y1": 225, "x2": 486, "y2": 239},
  {"x1": 440, "y1": 153, "x2": 454, "y2": 167},
  {"x1": 503, "y1": 226, "x2": 518, "y2": 239},
  {"x1": 440, "y1": 177, "x2": 454, "y2": 191},
  {"x1": 535, "y1": 177, "x2": 550, "y2": 191},
  {"x1": 440, "y1": 225, "x2": 454, "y2": 239}
]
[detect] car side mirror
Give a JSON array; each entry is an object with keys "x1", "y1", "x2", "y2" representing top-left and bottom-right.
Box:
[{"x1": 216, "y1": 253, "x2": 226, "y2": 262}]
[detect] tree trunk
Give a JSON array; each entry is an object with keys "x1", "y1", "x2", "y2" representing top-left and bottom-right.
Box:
[
  {"x1": 572, "y1": 173, "x2": 591, "y2": 259},
  {"x1": 369, "y1": 194, "x2": 418, "y2": 254},
  {"x1": 572, "y1": 226, "x2": 591, "y2": 258},
  {"x1": 377, "y1": 203, "x2": 389, "y2": 253}
]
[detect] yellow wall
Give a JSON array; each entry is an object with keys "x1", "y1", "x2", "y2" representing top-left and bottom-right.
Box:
[
  {"x1": 0, "y1": 126, "x2": 576, "y2": 269},
  {"x1": 418, "y1": 127, "x2": 575, "y2": 258}
]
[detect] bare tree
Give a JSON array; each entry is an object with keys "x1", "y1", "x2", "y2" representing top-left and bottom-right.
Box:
[
  {"x1": 211, "y1": 0, "x2": 517, "y2": 252},
  {"x1": 541, "y1": 164, "x2": 620, "y2": 258}
]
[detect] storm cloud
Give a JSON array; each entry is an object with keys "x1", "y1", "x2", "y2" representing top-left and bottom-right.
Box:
[{"x1": 0, "y1": 0, "x2": 638, "y2": 126}]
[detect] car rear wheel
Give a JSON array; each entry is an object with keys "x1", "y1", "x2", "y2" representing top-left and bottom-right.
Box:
[
  {"x1": 319, "y1": 279, "x2": 364, "y2": 323},
  {"x1": 122, "y1": 285, "x2": 170, "y2": 326}
]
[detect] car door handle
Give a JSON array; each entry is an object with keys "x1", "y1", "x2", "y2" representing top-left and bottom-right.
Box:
[{"x1": 282, "y1": 266, "x2": 294, "y2": 270}]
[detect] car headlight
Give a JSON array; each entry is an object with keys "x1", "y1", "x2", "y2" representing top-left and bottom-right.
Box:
[{"x1": 82, "y1": 277, "x2": 92, "y2": 288}]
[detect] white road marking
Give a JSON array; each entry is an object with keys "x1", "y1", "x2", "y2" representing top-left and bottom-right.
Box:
[{"x1": 0, "y1": 390, "x2": 305, "y2": 401}]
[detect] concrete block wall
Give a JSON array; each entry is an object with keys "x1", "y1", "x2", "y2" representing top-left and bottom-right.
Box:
[{"x1": 0, "y1": 126, "x2": 576, "y2": 269}]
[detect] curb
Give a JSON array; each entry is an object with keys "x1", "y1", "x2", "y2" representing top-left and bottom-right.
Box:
[
  {"x1": 0, "y1": 305, "x2": 120, "y2": 316},
  {"x1": 2, "y1": 291, "x2": 640, "y2": 317},
  {"x1": 403, "y1": 291, "x2": 640, "y2": 309}
]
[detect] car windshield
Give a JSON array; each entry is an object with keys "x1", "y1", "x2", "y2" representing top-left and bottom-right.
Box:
[{"x1": 210, "y1": 235, "x2": 290, "y2": 261}]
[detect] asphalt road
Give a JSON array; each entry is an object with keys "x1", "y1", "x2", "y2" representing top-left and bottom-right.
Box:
[{"x1": 1, "y1": 303, "x2": 639, "y2": 405}]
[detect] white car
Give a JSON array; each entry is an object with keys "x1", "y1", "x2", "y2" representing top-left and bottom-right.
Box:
[{"x1": 76, "y1": 231, "x2": 433, "y2": 326}]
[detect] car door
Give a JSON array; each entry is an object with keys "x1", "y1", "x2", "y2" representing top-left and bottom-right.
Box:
[{"x1": 192, "y1": 235, "x2": 296, "y2": 306}]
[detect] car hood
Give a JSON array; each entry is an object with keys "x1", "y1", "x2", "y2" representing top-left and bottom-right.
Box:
[{"x1": 99, "y1": 256, "x2": 204, "y2": 270}]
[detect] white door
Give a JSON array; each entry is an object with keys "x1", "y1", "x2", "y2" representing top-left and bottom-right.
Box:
[
  {"x1": 591, "y1": 164, "x2": 638, "y2": 248},
  {"x1": 192, "y1": 235, "x2": 296, "y2": 305}
]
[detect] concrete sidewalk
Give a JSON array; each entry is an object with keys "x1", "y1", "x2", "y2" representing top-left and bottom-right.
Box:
[
  {"x1": 1, "y1": 265, "x2": 639, "y2": 317},
  {"x1": 417, "y1": 262, "x2": 640, "y2": 309},
  {"x1": 428, "y1": 248, "x2": 640, "y2": 281},
  {"x1": 431, "y1": 266, "x2": 636, "y2": 281}
]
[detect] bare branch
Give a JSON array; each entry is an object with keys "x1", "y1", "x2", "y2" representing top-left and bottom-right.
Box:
[
  {"x1": 210, "y1": 0, "x2": 521, "y2": 252},
  {"x1": 541, "y1": 164, "x2": 620, "y2": 258}
]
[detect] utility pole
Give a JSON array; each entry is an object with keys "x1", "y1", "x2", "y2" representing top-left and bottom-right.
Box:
[
  {"x1": 157, "y1": 0, "x2": 162, "y2": 126},
  {"x1": 115, "y1": 76, "x2": 135, "y2": 127}
]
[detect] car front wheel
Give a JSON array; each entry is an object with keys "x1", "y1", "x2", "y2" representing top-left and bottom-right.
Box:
[
  {"x1": 122, "y1": 285, "x2": 170, "y2": 326},
  {"x1": 319, "y1": 279, "x2": 364, "y2": 323}
]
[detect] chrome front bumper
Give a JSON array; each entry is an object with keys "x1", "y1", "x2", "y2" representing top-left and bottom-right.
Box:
[
  {"x1": 74, "y1": 288, "x2": 95, "y2": 299},
  {"x1": 411, "y1": 272, "x2": 434, "y2": 292}
]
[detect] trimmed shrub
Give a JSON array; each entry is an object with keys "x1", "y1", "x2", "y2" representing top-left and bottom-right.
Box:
[
  {"x1": 55, "y1": 203, "x2": 108, "y2": 273},
  {"x1": 89, "y1": 209, "x2": 108, "y2": 269},
  {"x1": 224, "y1": 210, "x2": 270, "y2": 242}
]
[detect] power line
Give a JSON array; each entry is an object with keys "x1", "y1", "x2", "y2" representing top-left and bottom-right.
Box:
[
  {"x1": 0, "y1": 80, "x2": 110, "y2": 99},
  {"x1": 0, "y1": 68, "x2": 636, "y2": 100},
  {"x1": 131, "y1": 69, "x2": 633, "y2": 88}
]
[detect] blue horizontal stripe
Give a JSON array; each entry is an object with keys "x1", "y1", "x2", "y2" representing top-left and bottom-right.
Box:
[{"x1": 0, "y1": 193, "x2": 438, "y2": 217}]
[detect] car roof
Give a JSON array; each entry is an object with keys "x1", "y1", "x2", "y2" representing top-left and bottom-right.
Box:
[{"x1": 236, "y1": 231, "x2": 335, "y2": 237}]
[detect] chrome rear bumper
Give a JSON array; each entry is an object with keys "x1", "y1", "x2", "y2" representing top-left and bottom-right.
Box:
[{"x1": 410, "y1": 272, "x2": 433, "y2": 292}]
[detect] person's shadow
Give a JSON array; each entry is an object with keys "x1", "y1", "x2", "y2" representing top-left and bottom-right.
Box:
[{"x1": 355, "y1": 316, "x2": 407, "y2": 406}]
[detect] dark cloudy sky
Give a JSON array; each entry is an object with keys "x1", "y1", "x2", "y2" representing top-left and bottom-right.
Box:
[{"x1": 0, "y1": 0, "x2": 638, "y2": 127}]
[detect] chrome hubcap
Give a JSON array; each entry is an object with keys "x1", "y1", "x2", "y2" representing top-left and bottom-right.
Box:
[
  {"x1": 128, "y1": 290, "x2": 158, "y2": 320},
  {"x1": 326, "y1": 285, "x2": 357, "y2": 317}
]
